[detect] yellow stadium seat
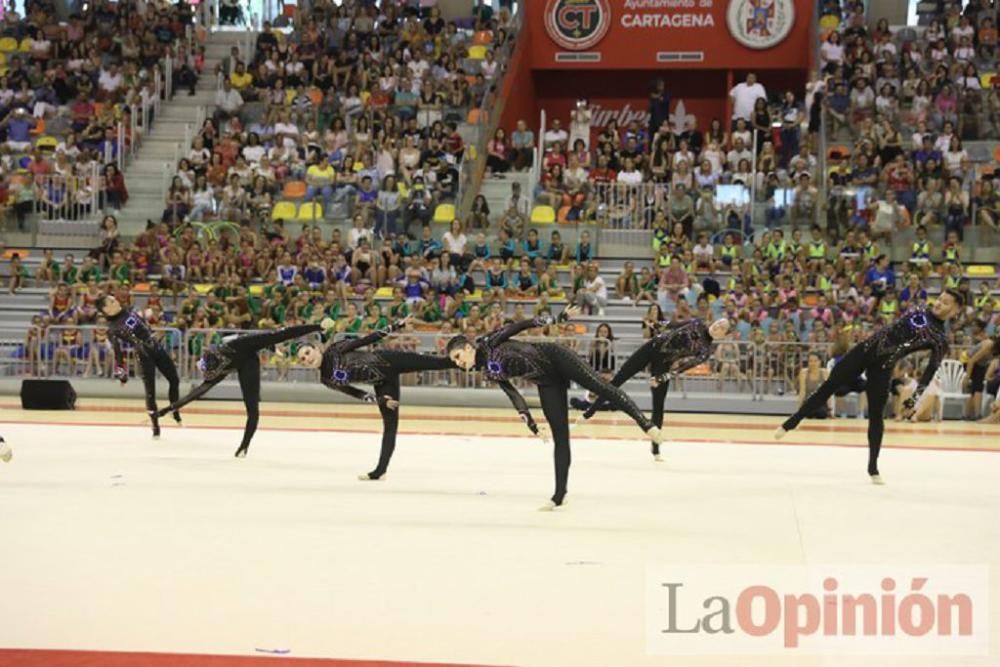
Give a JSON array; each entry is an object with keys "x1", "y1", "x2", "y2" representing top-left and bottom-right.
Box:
[
  {"x1": 374, "y1": 287, "x2": 393, "y2": 298},
  {"x1": 271, "y1": 200, "x2": 297, "y2": 221},
  {"x1": 296, "y1": 201, "x2": 323, "y2": 221},
  {"x1": 194, "y1": 284, "x2": 214, "y2": 295},
  {"x1": 18, "y1": 38, "x2": 32, "y2": 52},
  {"x1": 0, "y1": 53, "x2": 6, "y2": 65},
  {"x1": 468, "y1": 45, "x2": 487, "y2": 60},
  {"x1": 530, "y1": 206, "x2": 556, "y2": 224},
  {"x1": 35, "y1": 136, "x2": 57, "y2": 151},
  {"x1": 249, "y1": 285, "x2": 265, "y2": 296},
  {"x1": 980, "y1": 72, "x2": 995, "y2": 88},
  {"x1": 433, "y1": 203, "x2": 455, "y2": 224},
  {"x1": 967, "y1": 265, "x2": 996, "y2": 277},
  {"x1": 0, "y1": 37, "x2": 17, "y2": 53},
  {"x1": 819, "y1": 15, "x2": 840, "y2": 30}
]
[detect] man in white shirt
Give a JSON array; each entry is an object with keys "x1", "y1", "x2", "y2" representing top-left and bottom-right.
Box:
[
  {"x1": 407, "y1": 52, "x2": 429, "y2": 83},
  {"x1": 729, "y1": 72, "x2": 767, "y2": 126},
  {"x1": 543, "y1": 118, "x2": 569, "y2": 151},
  {"x1": 575, "y1": 263, "x2": 608, "y2": 316},
  {"x1": 273, "y1": 111, "x2": 300, "y2": 150},
  {"x1": 97, "y1": 64, "x2": 123, "y2": 100},
  {"x1": 214, "y1": 79, "x2": 244, "y2": 124},
  {"x1": 726, "y1": 136, "x2": 753, "y2": 172}
]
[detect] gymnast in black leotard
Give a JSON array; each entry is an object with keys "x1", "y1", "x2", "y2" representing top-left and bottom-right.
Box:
[
  {"x1": 98, "y1": 294, "x2": 181, "y2": 438},
  {"x1": 776, "y1": 290, "x2": 963, "y2": 483},
  {"x1": 157, "y1": 323, "x2": 325, "y2": 457},
  {"x1": 578, "y1": 317, "x2": 731, "y2": 460},
  {"x1": 294, "y1": 316, "x2": 455, "y2": 480},
  {"x1": 446, "y1": 308, "x2": 663, "y2": 509}
]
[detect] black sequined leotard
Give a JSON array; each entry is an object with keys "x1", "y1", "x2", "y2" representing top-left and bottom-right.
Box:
[
  {"x1": 859, "y1": 308, "x2": 949, "y2": 392},
  {"x1": 582, "y1": 318, "x2": 712, "y2": 421},
  {"x1": 106, "y1": 307, "x2": 164, "y2": 362}
]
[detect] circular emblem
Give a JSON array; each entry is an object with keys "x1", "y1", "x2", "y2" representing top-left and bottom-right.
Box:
[
  {"x1": 544, "y1": 0, "x2": 611, "y2": 51},
  {"x1": 487, "y1": 360, "x2": 504, "y2": 376},
  {"x1": 911, "y1": 313, "x2": 928, "y2": 329},
  {"x1": 727, "y1": 0, "x2": 795, "y2": 50},
  {"x1": 332, "y1": 368, "x2": 350, "y2": 383}
]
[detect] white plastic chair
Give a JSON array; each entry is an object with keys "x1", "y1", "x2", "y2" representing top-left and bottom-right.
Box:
[{"x1": 934, "y1": 359, "x2": 966, "y2": 422}]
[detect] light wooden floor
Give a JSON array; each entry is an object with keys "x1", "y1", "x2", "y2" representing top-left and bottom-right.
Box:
[{"x1": 0, "y1": 398, "x2": 998, "y2": 667}]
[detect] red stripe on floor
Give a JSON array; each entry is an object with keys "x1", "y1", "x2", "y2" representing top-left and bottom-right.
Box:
[
  {"x1": 0, "y1": 418, "x2": 996, "y2": 455},
  {"x1": 0, "y1": 649, "x2": 505, "y2": 667}
]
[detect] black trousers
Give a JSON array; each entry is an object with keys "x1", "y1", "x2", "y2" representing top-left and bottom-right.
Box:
[
  {"x1": 782, "y1": 344, "x2": 891, "y2": 475},
  {"x1": 138, "y1": 345, "x2": 180, "y2": 421},
  {"x1": 367, "y1": 351, "x2": 454, "y2": 479},
  {"x1": 537, "y1": 343, "x2": 654, "y2": 505},
  {"x1": 236, "y1": 358, "x2": 261, "y2": 455},
  {"x1": 585, "y1": 339, "x2": 668, "y2": 454}
]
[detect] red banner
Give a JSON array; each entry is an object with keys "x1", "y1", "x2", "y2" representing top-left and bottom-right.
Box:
[{"x1": 532, "y1": 0, "x2": 814, "y2": 70}]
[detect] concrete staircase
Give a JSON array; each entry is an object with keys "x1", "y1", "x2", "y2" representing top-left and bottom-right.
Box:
[
  {"x1": 117, "y1": 31, "x2": 250, "y2": 237},
  {"x1": 478, "y1": 170, "x2": 533, "y2": 227}
]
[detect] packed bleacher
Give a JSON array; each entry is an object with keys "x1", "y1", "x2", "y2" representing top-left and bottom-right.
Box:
[
  {"x1": 3, "y1": 0, "x2": 1000, "y2": 418},
  {"x1": 0, "y1": 0, "x2": 207, "y2": 227}
]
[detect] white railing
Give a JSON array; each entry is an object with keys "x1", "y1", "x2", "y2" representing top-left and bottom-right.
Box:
[{"x1": 31, "y1": 168, "x2": 102, "y2": 223}]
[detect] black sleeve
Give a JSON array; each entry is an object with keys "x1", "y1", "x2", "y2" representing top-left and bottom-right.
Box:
[
  {"x1": 157, "y1": 377, "x2": 225, "y2": 416},
  {"x1": 496, "y1": 380, "x2": 538, "y2": 434},
  {"x1": 669, "y1": 348, "x2": 712, "y2": 378},
  {"x1": 479, "y1": 316, "x2": 547, "y2": 348},
  {"x1": 915, "y1": 340, "x2": 947, "y2": 396},
  {"x1": 336, "y1": 319, "x2": 407, "y2": 354},
  {"x1": 321, "y1": 379, "x2": 376, "y2": 403},
  {"x1": 227, "y1": 324, "x2": 322, "y2": 356}
]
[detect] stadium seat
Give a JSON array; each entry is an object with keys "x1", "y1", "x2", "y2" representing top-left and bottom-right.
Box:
[
  {"x1": 307, "y1": 88, "x2": 323, "y2": 106},
  {"x1": 467, "y1": 108, "x2": 483, "y2": 124},
  {"x1": 35, "y1": 136, "x2": 57, "y2": 151},
  {"x1": 271, "y1": 201, "x2": 297, "y2": 221},
  {"x1": 30, "y1": 119, "x2": 45, "y2": 136},
  {"x1": 818, "y1": 14, "x2": 840, "y2": 30},
  {"x1": 249, "y1": 285, "x2": 265, "y2": 296},
  {"x1": 531, "y1": 206, "x2": 556, "y2": 224},
  {"x1": 557, "y1": 206, "x2": 571, "y2": 223},
  {"x1": 827, "y1": 144, "x2": 850, "y2": 159},
  {"x1": 433, "y1": 203, "x2": 456, "y2": 224},
  {"x1": 282, "y1": 181, "x2": 307, "y2": 199},
  {"x1": 18, "y1": 38, "x2": 31, "y2": 52},
  {"x1": 296, "y1": 202, "x2": 324, "y2": 221},
  {"x1": 980, "y1": 72, "x2": 995, "y2": 88},
  {"x1": 473, "y1": 30, "x2": 493, "y2": 45},
  {"x1": 967, "y1": 265, "x2": 997, "y2": 277},
  {"x1": 0, "y1": 37, "x2": 17, "y2": 53},
  {"x1": 468, "y1": 45, "x2": 487, "y2": 60},
  {"x1": 2, "y1": 248, "x2": 28, "y2": 259}
]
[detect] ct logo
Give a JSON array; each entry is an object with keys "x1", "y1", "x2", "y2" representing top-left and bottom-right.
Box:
[
  {"x1": 544, "y1": 0, "x2": 611, "y2": 51},
  {"x1": 727, "y1": 0, "x2": 795, "y2": 50}
]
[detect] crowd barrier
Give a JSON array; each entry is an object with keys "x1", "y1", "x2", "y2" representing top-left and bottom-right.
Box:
[{"x1": 0, "y1": 326, "x2": 964, "y2": 403}]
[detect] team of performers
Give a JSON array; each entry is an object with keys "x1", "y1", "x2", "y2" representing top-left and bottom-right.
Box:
[{"x1": 1, "y1": 288, "x2": 973, "y2": 503}]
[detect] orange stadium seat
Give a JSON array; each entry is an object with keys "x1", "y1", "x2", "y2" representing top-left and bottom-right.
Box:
[{"x1": 282, "y1": 181, "x2": 307, "y2": 199}]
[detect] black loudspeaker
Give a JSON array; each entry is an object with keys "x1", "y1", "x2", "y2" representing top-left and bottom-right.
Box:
[{"x1": 20, "y1": 379, "x2": 77, "y2": 410}]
